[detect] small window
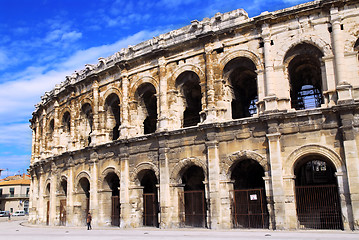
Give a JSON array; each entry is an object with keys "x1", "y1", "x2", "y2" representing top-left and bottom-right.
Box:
[
  {"x1": 10, "y1": 188, "x2": 14, "y2": 197},
  {"x1": 0, "y1": 188, "x2": 2, "y2": 196},
  {"x1": 26, "y1": 188, "x2": 30, "y2": 196}
]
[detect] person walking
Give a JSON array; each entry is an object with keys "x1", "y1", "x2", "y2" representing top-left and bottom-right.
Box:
[{"x1": 86, "y1": 212, "x2": 92, "y2": 230}]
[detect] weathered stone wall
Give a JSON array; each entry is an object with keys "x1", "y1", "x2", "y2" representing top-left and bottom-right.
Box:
[{"x1": 29, "y1": 0, "x2": 359, "y2": 230}]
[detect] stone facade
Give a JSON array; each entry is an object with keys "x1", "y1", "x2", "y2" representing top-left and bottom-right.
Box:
[{"x1": 29, "y1": 0, "x2": 359, "y2": 230}]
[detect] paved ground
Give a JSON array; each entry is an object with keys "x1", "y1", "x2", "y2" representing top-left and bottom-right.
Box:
[{"x1": 1, "y1": 217, "x2": 359, "y2": 240}]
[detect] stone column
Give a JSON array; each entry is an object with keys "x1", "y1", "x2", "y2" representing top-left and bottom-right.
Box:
[
  {"x1": 218, "y1": 180, "x2": 233, "y2": 229},
  {"x1": 158, "y1": 138, "x2": 171, "y2": 228},
  {"x1": 67, "y1": 157, "x2": 75, "y2": 226},
  {"x1": 157, "y1": 57, "x2": 169, "y2": 131},
  {"x1": 266, "y1": 132, "x2": 286, "y2": 229},
  {"x1": 49, "y1": 166, "x2": 58, "y2": 225},
  {"x1": 40, "y1": 109, "x2": 47, "y2": 158},
  {"x1": 89, "y1": 151, "x2": 99, "y2": 226},
  {"x1": 53, "y1": 100, "x2": 60, "y2": 155},
  {"x1": 335, "y1": 171, "x2": 353, "y2": 230},
  {"x1": 90, "y1": 79, "x2": 100, "y2": 145},
  {"x1": 29, "y1": 169, "x2": 37, "y2": 223},
  {"x1": 262, "y1": 24, "x2": 278, "y2": 112},
  {"x1": 282, "y1": 175, "x2": 297, "y2": 230},
  {"x1": 340, "y1": 111, "x2": 359, "y2": 229},
  {"x1": 35, "y1": 119, "x2": 40, "y2": 160},
  {"x1": 203, "y1": 45, "x2": 217, "y2": 123},
  {"x1": 119, "y1": 149, "x2": 131, "y2": 228},
  {"x1": 119, "y1": 69, "x2": 130, "y2": 138},
  {"x1": 330, "y1": 7, "x2": 345, "y2": 85},
  {"x1": 38, "y1": 165, "x2": 46, "y2": 224},
  {"x1": 263, "y1": 171, "x2": 275, "y2": 230},
  {"x1": 30, "y1": 127, "x2": 36, "y2": 164},
  {"x1": 206, "y1": 138, "x2": 221, "y2": 229}
]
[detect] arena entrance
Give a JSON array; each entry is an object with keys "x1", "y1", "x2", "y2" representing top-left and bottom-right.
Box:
[
  {"x1": 59, "y1": 179, "x2": 67, "y2": 226},
  {"x1": 139, "y1": 170, "x2": 159, "y2": 227},
  {"x1": 104, "y1": 172, "x2": 120, "y2": 226},
  {"x1": 295, "y1": 157, "x2": 343, "y2": 230},
  {"x1": 181, "y1": 165, "x2": 206, "y2": 228},
  {"x1": 231, "y1": 159, "x2": 269, "y2": 229},
  {"x1": 78, "y1": 177, "x2": 90, "y2": 224}
]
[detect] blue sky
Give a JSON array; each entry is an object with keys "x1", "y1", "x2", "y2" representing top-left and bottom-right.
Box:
[{"x1": 0, "y1": 0, "x2": 310, "y2": 177}]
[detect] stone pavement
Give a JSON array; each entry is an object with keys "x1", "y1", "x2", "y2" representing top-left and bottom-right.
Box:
[{"x1": 1, "y1": 217, "x2": 359, "y2": 240}]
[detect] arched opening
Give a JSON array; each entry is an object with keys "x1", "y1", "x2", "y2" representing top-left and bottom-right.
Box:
[
  {"x1": 105, "y1": 94, "x2": 121, "y2": 140},
  {"x1": 81, "y1": 104, "x2": 93, "y2": 146},
  {"x1": 285, "y1": 43, "x2": 324, "y2": 110},
  {"x1": 176, "y1": 71, "x2": 202, "y2": 128},
  {"x1": 181, "y1": 165, "x2": 206, "y2": 228},
  {"x1": 135, "y1": 83, "x2": 157, "y2": 134},
  {"x1": 59, "y1": 179, "x2": 67, "y2": 226},
  {"x1": 62, "y1": 112, "x2": 71, "y2": 133},
  {"x1": 104, "y1": 172, "x2": 120, "y2": 226},
  {"x1": 45, "y1": 183, "x2": 50, "y2": 225},
  {"x1": 78, "y1": 177, "x2": 90, "y2": 224},
  {"x1": 138, "y1": 170, "x2": 159, "y2": 227},
  {"x1": 49, "y1": 119, "x2": 54, "y2": 135},
  {"x1": 355, "y1": 38, "x2": 359, "y2": 64},
  {"x1": 294, "y1": 156, "x2": 343, "y2": 230},
  {"x1": 230, "y1": 159, "x2": 269, "y2": 229},
  {"x1": 224, "y1": 57, "x2": 258, "y2": 119}
]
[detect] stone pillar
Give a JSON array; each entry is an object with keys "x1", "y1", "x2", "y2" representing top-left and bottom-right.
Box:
[
  {"x1": 219, "y1": 180, "x2": 233, "y2": 229},
  {"x1": 49, "y1": 166, "x2": 58, "y2": 225},
  {"x1": 89, "y1": 151, "x2": 99, "y2": 226},
  {"x1": 158, "y1": 57, "x2": 169, "y2": 131},
  {"x1": 67, "y1": 158, "x2": 75, "y2": 226},
  {"x1": 90, "y1": 79, "x2": 100, "y2": 145},
  {"x1": 35, "y1": 119, "x2": 40, "y2": 160},
  {"x1": 53, "y1": 100, "x2": 60, "y2": 155},
  {"x1": 158, "y1": 138, "x2": 171, "y2": 228},
  {"x1": 38, "y1": 165, "x2": 46, "y2": 224},
  {"x1": 29, "y1": 169, "x2": 37, "y2": 223},
  {"x1": 263, "y1": 171, "x2": 275, "y2": 229},
  {"x1": 335, "y1": 171, "x2": 353, "y2": 230},
  {"x1": 282, "y1": 175, "x2": 297, "y2": 230},
  {"x1": 266, "y1": 132, "x2": 286, "y2": 229},
  {"x1": 322, "y1": 56, "x2": 337, "y2": 107},
  {"x1": 262, "y1": 24, "x2": 278, "y2": 112},
  {"x1": 30, "y1": 127, "x2": 36, "y2": 164},
  {"x1": 119, "y1": 149, "x2": 131, "y2": 228},
  {"x1": 203, "y1": 45, "x2": 217, "y2": 123},
  {"x1": 119, "y1": 69, "x2": 130, "y2": 138},
  {"x1": 340, "y1": 111, "x2": 359, "y2": 229},
  {"x1": 330, "y1": 7, "x2": 345, "y2": 86},
  {"x1": 206, "y1": 138, "x2": 221, "y2": 229},
  {"x1": 40, "y1": 109, "x2": 47, "y2": 158}
]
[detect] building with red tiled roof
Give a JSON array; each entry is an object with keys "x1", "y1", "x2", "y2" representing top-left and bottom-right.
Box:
[{"x1": 0, "y1": 174, "x2": 30, "y2": 214}]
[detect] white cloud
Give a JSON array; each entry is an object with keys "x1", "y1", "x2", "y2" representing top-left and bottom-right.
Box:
[{"x1": 61, "y1": 31, "x2": 82, "y2": 42}]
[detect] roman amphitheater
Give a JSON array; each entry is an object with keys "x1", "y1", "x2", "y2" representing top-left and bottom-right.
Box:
[{"x1": 29, "y1": 0, "x2": 359, "y2": 231}]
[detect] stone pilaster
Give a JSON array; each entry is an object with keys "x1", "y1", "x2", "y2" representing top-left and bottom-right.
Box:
[
  {"x1": 282, "y1": 175, "x2": 297, "y2": 230},
  {"x1": 206, "y1": 138, "x2": 221, "y2": 229},
  {"x1": 339, "y1": 111, "x2": 359, "y2": 229},
  {"x1": 330, "y1": 7, "x2": 345, "y2": 86},
  {"x1": 335, "y1": 171, "x2": 353, "y2": 230},
  {"x1": 89, "y1": 151, "x2": 99, "y2": 226},
  {"x1": 203, "y1": 45, "x2": 217, "y2": 123},
  {"x1": 119, "y1": 69, "x2": 130, "y2": 138},
  {"x1": 158, "y1": 138, "x2": 171, "y2": 228},
  {"x1": 266, "y1": 132, "x2": 286, "y2": 229},
  {"x1": 90, "y1": 79, "x2": 101, "y2": 145},
  {"x1": 66, "y1": 157, "x2": 75, "y2": 226},
  {"x1": 49, "y1": 165, "x2": 58, "y2": 225},
  {"x1": 158, "y1": 57, "x2": 169, "y2": 131},
  {"x1": 119, "y1": 147, "x2": 131, "y2": 228}
]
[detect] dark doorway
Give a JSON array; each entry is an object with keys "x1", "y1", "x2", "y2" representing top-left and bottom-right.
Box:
[
  {"x1": 78, "y1": 177, "x2": 90, "y2": 224},
  {"x1": 104, "y1": 172, "x2": 120, "y2": 226},
  {"x1": 181, "y1": 165, "x2": 206, "y2": 228},
  {"x1": 139, "y1": 170, "x2": 159, "y2": 227},
  {"x1": 60, "y1": 199, "x2": 66, "y2": 226},
  {"x1": 46, "y1": 200, "x2": 50, "y2": 225},
  {"x1": 295, "y1": 157, "x2": 343, "y2": 230},
  {"x1": 231, "y1": 159, "x2": 269, "y2": 229}
]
